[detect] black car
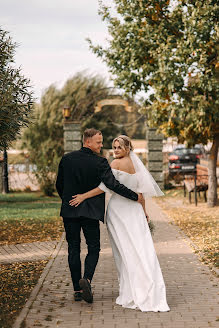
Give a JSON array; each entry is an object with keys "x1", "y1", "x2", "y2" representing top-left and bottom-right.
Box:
[{"x1": 168, "y1": 148, "x2": 201, "y2": 176}]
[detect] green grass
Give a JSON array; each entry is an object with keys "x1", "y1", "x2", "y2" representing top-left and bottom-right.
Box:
[
  {"x1": 0, "y1": 192, "x2": 64, "y2": 245},
  {"x1": 0, "y1": 192, "x2": 60, "y2": 203},
  {"x1": 0, "y1": 202, "x2": 60, "y2": 220}
]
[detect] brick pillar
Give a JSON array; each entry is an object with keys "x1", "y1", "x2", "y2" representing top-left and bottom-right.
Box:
[
  {"x1": 146, "y1": 127, "x2": 164, "y2": 189},
  {"x1": 63, "y1": 121, "x2": 81, "y2": 154}
]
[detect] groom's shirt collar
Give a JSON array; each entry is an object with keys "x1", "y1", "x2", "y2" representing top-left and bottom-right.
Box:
[{"x1": 80, "y1": 147, "x2": 94, "y2": 155}]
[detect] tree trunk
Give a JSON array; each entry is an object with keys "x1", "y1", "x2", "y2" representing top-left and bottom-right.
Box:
[
  {"x1": 2, "y1": 148, "x2": 9, "y2": 194},
  {"x1": 207, "y1": 133, "x2": 219, "y2": 207},
  {"x1": 0, "y1": 162, "x2": 3, "y2": 193}
]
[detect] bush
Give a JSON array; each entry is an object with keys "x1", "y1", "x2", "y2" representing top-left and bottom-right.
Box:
[
  {"x1": 40, "y1": 180, "x2": 55, "y2": 197},
  {"x1": 35, "y1": 169, "x2": 56, "y2": 196}
]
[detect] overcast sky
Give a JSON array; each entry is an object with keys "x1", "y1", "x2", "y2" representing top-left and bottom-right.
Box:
[{"x1": 1, "y1": 0, "x2": 112, "y2": 100}]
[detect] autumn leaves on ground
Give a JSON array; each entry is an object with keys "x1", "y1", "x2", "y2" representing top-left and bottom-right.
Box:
[
  {"x1": 156, "y1": 189, "x2": 219, "y2": 272},
  {"x1": 0, "y1": 192, "x2": 63, "y2": 328}
]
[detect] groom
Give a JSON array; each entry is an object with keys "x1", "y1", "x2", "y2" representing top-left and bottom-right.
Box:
[{"x1": 56, "y1": 128, "x2": 142, "y2": 303}]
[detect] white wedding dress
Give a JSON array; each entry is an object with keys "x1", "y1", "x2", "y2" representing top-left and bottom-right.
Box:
[{"x1": 99, "y1": 168, "x2": 170, "y2": 312}]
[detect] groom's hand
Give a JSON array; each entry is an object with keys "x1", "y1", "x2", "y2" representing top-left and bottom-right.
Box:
[
  {"x1": 137, "y1": 193, "x2": 144, "y2": 204},
  {"x1": 69, "y1": 194, "x2": 85, "y2": 207}
]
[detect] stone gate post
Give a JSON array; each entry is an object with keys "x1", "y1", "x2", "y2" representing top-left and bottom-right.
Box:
[
  {"x1": 146, "y1": 127, "x2": 164, "y2": 189},
  {"x1": 63, "y1": 121, "x2": 81, "y2": 154}
]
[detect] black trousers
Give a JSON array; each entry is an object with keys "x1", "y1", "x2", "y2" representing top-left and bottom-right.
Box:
[{"x1": 63, "y1": 217, "x2": 100, "y2": 291}]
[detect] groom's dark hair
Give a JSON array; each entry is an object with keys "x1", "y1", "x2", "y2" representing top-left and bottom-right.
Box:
[{"x1": 83, "y1": 128, "x2": 102, "y2": 143}]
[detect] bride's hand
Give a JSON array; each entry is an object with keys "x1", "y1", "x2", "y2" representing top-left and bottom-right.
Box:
[
  {"x1": 69, "y1": 194, "x2": 86, "y2": 207},
  {"x1": 145, "y1": 213, "x2": 149, "y2": 222}
]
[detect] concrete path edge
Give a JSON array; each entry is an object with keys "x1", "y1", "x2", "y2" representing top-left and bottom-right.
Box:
[{"x1": 12, "y1": 232, "x2": 65, "y2": 328}]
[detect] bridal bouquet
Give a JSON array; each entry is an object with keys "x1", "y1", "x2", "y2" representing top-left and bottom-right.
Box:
[{"x1": 148, "y1": 220, "x2": 155, "y2": 235}]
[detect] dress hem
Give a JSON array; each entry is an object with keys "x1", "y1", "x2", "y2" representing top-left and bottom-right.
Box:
[{"x1": 116, "y1": 301, "x2": 170, "y2": 312}]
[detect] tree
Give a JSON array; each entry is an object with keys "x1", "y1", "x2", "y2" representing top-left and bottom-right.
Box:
[
  {"x1": 83, "y1": 95, "x2": 145, "y2": 148},
  {"x1": 21, "y1": 73, "x2": 118, "y2": 193},
  {"x1": 0, "y1": 28, "x2": 33, "y2": 150},
  {"x1": 22, "y1": 72, "x2": 144, "y2": 195},
  {"x1": 88, "y1": 0, "x2": 219, "y2": 206}
]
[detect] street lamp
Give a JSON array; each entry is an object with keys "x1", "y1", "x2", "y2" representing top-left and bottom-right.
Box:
[{"x1": 62, "y1": 106, "x2": 71, "y2": 120}]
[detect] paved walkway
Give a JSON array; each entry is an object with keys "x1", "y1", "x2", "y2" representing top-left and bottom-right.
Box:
[
  {"x1": 13, "y1": 200, "x2": 218, "y2": 328},
  {"x1": 0, "y1": 240, "x2": 58, "y2": 264}
]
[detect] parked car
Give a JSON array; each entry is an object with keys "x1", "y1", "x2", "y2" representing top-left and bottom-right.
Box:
[
  {"x1": 193, "y1": 145, "x2": 206, "y2": 159},
  {"x1": 168, "y1": 148, "x2": 202, "y2": 176}
]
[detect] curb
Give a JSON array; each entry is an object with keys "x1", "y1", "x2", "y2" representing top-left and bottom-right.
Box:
[{"x1": 12, "y1": 232, "x2": 65, "y2": 328}]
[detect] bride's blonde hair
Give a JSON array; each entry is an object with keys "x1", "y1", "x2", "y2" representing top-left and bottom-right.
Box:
[{"x1": 112, "y1": 135, "x2": 134, "y2": 154}]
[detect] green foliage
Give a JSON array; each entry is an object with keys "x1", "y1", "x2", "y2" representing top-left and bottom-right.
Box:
[
  {"x1": 0, "y1": 28, "x2": 33, "y2": 150},
  {"x1": 88, "y1": 0, "x2": 219, "y2": 146},
  {"x1": 21, "y1": 73, "x2": 109, "y2": 194},
  {"x1": 22, "y1": 72, "x2": 145, "y2": 194},
  {"x1": 7, "y1": 152, "x2": 28, "y2": 164},
  {"x1": 83, "y1": 99, "x2": 146, "y2": 148}
]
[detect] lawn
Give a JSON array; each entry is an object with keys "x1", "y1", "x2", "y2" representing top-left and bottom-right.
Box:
[
  {"x1": 0, "y1": 192, "x2": 64, "y2": 245},
  {"x1": 0, "y1": 192, "x2": 64, "y2": 328},
  {"x1": 156, "y1": 188, "x2": 219, "y2": 272}
]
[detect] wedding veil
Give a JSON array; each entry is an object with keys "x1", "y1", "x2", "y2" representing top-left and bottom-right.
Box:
[{"x1": 130, "y1": 151, "x2": 164, "y2": 198}]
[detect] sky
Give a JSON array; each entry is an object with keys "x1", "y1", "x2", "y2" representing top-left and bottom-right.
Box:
[{"x1": 1, "y1": 0, "x2": 112, "y2": 100}]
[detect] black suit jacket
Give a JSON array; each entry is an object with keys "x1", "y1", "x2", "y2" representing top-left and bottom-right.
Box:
[{"x1": 56, "y1": 147, "x2": 138, "y2": 222}]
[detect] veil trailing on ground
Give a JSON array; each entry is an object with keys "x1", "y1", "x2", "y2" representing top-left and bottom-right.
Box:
[{"x1": 130, "y1": 151, "x2": 164, "y2": 199}]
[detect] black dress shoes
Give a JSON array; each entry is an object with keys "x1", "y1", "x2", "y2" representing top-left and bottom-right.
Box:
[
  {"x1": 79, "y1": 278, "x2": 93, "y2": 303},
  {"x1": 74, "y1": 291, "x2": 82, "y2": 301}
]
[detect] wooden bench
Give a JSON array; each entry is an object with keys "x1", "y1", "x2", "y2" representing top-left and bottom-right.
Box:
[{"x1": 183, "y1": 164, "x2": 208, "y2": 205}]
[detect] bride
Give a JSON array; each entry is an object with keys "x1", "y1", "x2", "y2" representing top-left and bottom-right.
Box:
[{"x1": 69, "y1": 135, "x2": 170, "y2": 312}]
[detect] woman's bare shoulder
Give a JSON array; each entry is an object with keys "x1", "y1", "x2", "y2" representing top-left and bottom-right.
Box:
[
  {"x1": 110, "y1": 159, "x2": 120, "y2": 169},
  {"x1": 119, "y1": 157, "x2": 136, "y2": 173}
]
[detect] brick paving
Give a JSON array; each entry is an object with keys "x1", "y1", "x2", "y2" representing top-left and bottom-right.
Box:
[
  {"x1": 0, "y1": 240, "x2": 59, "y2": 264},
  {"x1": 13, "y1": 199, "x2": 219, "y2": 328}
]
